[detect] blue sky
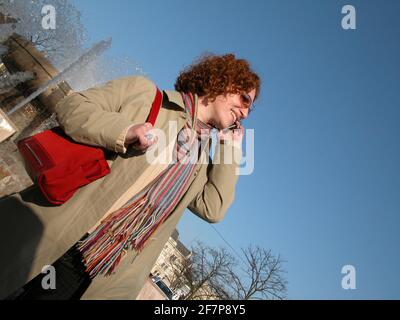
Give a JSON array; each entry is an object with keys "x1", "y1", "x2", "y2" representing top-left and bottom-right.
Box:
[{"x1": 69, "y1": 0, "x2": 400, "y2": 299}]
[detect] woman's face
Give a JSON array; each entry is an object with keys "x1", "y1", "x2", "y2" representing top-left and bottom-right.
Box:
[{"x1": 209, "y1": 88, "x2": 257, "y2": 130}]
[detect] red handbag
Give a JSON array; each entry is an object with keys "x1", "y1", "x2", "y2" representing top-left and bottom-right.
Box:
[{"x1": 17, "y1": 88, "x2": 163, "y2": 205}]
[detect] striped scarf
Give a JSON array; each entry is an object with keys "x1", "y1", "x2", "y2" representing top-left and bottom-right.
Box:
[{"x1": 78, "y1": 92, "x2": 212, "y2": 278}]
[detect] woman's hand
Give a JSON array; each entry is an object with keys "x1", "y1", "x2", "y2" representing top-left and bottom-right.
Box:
[
  {"x1": 217, "y1": 122, "x2": 244, "y2": 144},
  {"x1": 125, "y1": 122, "x2": 158, "y2": 151}
]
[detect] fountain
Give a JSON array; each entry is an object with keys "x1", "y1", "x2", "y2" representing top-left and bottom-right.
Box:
[
  {"x1": 0, "y1": 31, "x2": 115, "y2": 196},
  {"x1": 0, "y1": 33, "x2": 71, "y2": 195},
  {"x1": 5, "y1": 37, "x2": 112, "y2": 116},
  {"x1": 0, "y1": 1, "x2": 146, "y2": 197}
]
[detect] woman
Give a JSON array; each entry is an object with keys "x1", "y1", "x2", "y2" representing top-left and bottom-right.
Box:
[{"x1": 0, "y1": 53, "x2": 260, "y2": 299}]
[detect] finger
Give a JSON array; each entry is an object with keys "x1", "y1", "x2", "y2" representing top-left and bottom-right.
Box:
[
  {"x1": 144, "y1": 132, "x2": 154, "y2": 141},
  {"x1": 147, "y1": 135, "x2": 159, "y2": 149},
  {"x1": 132, "y1": 142, "x2": 147, "y2": 151},
  {"x1": 217, "y1": 129, "x2": 230, "y2": 139},
  {"x1": 144, "y1": 122, "x2": 153, "y2": 131},
  {"x1": 233, "y1": 130, "x2": 244, "y2": 140},
  {"x1": 235, "y1": 124, "x2": 244, "y2": 133},
  {"x1": 140, "y1": 135, "x2": 151, "y2": 148},
  {"x1": 133, "y1": 135, "x2": 150, "y2": 151},
  {"x1": 147, "y1": 134, "x2": 158, "y2": 146},
  {"x1": 133, "y1": 144, "x2": 149, "y2": 151}
]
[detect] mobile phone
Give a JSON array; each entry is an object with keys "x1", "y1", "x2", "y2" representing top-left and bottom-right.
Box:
[
  {"x1": 222, "y1": 122, "x2": 240, "y2": 133},
  {"x1": 228, "y1": 122, "x2": 241, "y2": 130}
]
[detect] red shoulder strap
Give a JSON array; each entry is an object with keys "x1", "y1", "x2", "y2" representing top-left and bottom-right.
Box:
[{"x1": 146, "y1": 87, "x2": 163, "y2": 126}]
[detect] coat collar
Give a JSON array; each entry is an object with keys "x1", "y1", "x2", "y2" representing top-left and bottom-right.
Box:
[
  {"x1": 163, "y1": 90, "x2": 212, "y2": 154},
  {"x1": 163, "y1": 89, "x2": 199, "y2": 128},
  {"x1": 163, "y1": 90, "x2": 185, "y2": 109}
]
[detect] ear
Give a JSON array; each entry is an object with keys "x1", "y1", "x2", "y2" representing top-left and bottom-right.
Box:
[{"x1": 199, "y1": 96, "x2": 210, "y2": 107}]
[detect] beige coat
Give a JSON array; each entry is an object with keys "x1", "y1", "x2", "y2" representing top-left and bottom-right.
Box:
[{"x1": 0, "y1": 76, "x2": 242, "y2": 299}]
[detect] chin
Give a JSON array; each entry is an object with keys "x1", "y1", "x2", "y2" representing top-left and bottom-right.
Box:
[
  {"x1": 224, "y1": 120, "x2": 234, "y2": 129},
  {"x1": 213, "y1": 119, "x2": 230, "y2": 130},
  {"x1": 218, "y1": 123, "x2": 229, "y2": 130}
]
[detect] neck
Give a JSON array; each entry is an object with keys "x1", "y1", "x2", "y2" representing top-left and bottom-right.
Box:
[{"x1": 196, "y1": 96, "x2": 215, "y2": 127}]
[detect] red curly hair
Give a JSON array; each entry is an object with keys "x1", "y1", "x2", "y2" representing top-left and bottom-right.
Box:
[{"x1": 175, "y1": 53, "x2": 261, "y2": 103}]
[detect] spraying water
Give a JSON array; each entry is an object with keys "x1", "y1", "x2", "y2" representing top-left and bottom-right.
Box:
[
  {"x1": 0, "y1": 71, "x2": 34, "y2": 95},
  {"x1": 6, "y1": 38, "x2": 112, "y2": 116},
  {"x1": 1, "y1": 1, "x2": 146, "y2": 94},
  {"x1": 0, "y1": 44, "x2": 8, "y2": 56}
]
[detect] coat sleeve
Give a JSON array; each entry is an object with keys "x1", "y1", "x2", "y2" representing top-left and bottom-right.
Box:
[
  {"x1": 187, "y1": 141, "x2": 243, "y2": 223},
  {"x1": 53, "y1": 76, "x2": 157, "y2": 153}
]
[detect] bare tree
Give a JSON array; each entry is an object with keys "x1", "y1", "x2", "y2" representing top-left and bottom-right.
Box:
[
  {"x1": 0, "y1": 0, "x2": 87, "y2": 69},
  {"x1": 0, "y1": 0, "x2": 147, "y2": 92},
  {"x1": 216, "y1": 245, "x2": 287, "y2": 300},
  {"x1": 168, "y1": 241, "x2": 287, "y2": 300},
  {"x1": 167, "y1": 241, "x2": 236, "y2": 300},
  {"x1": 164, "y1": 254, "x2": 195, "y2": 297}
]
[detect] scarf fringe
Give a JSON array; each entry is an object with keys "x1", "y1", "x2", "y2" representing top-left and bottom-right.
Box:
[{"x1": 77, "y1": 196, "x2": 150, "y2": 277}]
